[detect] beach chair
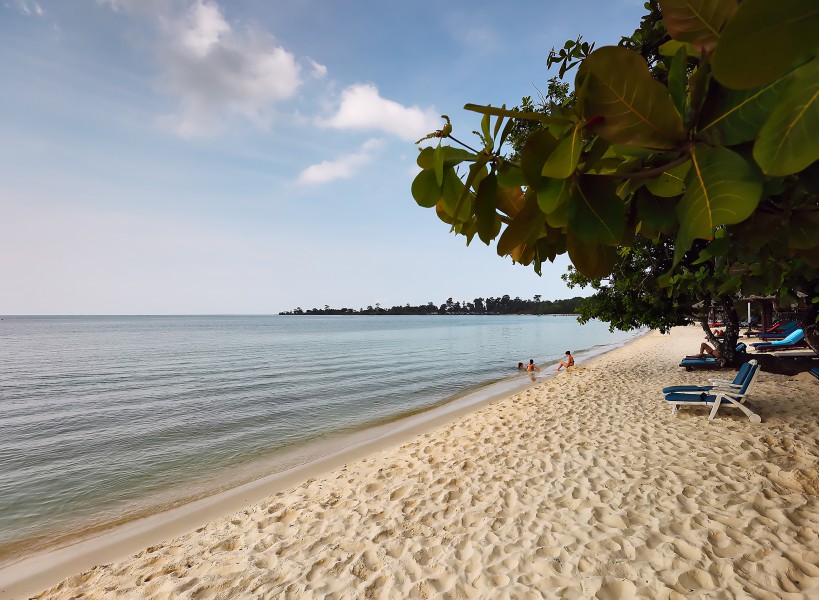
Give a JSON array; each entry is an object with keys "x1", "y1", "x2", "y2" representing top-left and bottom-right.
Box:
[
  {"x1": 664, "y1": 361, "x2": 761, "y2": 422},
  {"x1": 663, "y1": 360, "x2": 755, "y2": 394},
  {"x1": 810, "y1": 368, "x2": 819, "y2": 381},
  {"x1": 678, "y1": 343, "x2": 746, "y2": 371},
  {"x1": 750, "y1": 328, "x2": 805, "y2": 352},
  {"x1": 756, "y1": 321, "x2": 799, "y2": 340}
]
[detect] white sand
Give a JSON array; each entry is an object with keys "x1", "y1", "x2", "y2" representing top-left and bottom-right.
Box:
[{"x1": 8, "y1": 326, "x2": 819, "y2": 599}]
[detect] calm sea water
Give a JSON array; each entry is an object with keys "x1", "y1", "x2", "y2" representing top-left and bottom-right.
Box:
[{"x1": 0, "y1": 315, "x2": 639, "y2": 562}]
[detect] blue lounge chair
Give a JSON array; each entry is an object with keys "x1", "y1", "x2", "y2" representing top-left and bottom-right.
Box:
[
  {"x1": 750, "y1": 328, "x2": 805, "y2": 352},
  {"x1": 664, "y1": 361, "x2": 762, "y2": 422},
  {"x1": 663, "y1": 361, "x2": 755, "y2": 394},
  {"x1": 756, "y1": 321, "x2": 799, "y2": 340},
  {"x1": 810, "y1": 368, "x2": 819, "y2": 381},
  {"x1": 679, "y1": 343, "x2": 746, "y2": 371}
]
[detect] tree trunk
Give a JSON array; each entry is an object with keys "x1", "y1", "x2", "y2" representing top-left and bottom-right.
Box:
[{"x1": 805, "y1": 302, "x2": 819, "y2": 356}]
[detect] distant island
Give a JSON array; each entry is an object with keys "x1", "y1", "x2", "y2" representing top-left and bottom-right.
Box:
[{"x1": 279, "y1": 295, "x2": 584, "y2": 316}]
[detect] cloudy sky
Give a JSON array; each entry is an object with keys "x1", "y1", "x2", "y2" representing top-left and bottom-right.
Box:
[{"x1": 1, "y1": 0, "x2": 646, "y2": 314}]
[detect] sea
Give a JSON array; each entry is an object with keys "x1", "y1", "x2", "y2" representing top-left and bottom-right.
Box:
[{"x1": 0, "y1": 314, "x2": 642, "y2": 564}]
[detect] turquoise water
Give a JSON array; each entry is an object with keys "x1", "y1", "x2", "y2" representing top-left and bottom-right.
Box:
[{"x1": 0, "y1": 315, "x2": 639, "y2": 561}]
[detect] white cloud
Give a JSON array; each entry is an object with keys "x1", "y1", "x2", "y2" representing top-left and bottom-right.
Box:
[
  {"x1": 320, "y1": 84, "x2": 439, "y2": 142},
  {"x1": 154, "y1": 0, "x2": 302, "y2": 137},
  {"x1": 98, "y1": 0, "x2": 309, "y2": 138},
  {"x1": 308, "y1": 59, "x2": 328, "y2": 79},
  {"x1": 297, "y1": 138, "x2": 384, "y2": 185},
  {"x1": 11, "y1": 0, "x2": 44, "y2": 16}
]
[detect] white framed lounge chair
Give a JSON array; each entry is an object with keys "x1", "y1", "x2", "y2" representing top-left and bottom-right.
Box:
[{"x1": 663, "y1": 360, "x2": 762, "y2": 423}]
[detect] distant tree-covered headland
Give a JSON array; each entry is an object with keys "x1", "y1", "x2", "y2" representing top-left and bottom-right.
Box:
[{"x1": 279, "y1": 295, "x2": 584, "y2": 316}]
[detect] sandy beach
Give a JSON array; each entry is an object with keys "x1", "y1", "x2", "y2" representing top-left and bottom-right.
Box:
[{"x1": 6, "y1": 325, "x2": 819, "y2": 599}]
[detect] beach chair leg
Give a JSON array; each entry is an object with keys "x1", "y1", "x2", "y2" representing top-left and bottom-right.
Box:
[
  {"x1": 726, "y1": 397, "x2": 762, "y2": 423},
  {"x1": 707, "y1": 398, "x2": 722, "y2": 420}
]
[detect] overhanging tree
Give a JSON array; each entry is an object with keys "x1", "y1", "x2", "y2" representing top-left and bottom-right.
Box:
[{"x1": 411, "y1": 0, "x2": 819, "y2": 362}]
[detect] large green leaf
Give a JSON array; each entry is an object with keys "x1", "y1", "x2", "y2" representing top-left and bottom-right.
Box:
[
  {"x1": 753, "y1": 58, "x2": 819, "y2": 176},
  {"x1": 537, "y1": 177, "x2": 572, "y2": 215},
  {"x1": 659, "y1": 0, "x2": 737, "y2": 55},
  {"x1": 676, "y1": 144, "x2": 762, "y2": 249},
  {"x1": 497, "y1": 193, "x2": 545, "y2": 256},
  {"x1": 668, "y1": 46, "x2": 688, "y2": 120},
  {"x1": 711, "y1": 0, "x2": 819, "y2": 89},
  {"x1": 566, "y1": 232, "x2": 617, "y2": 278},
  {"x1": 568, "y1": 176, "x2": 626, "y2": 246},
  {"x1": 542, "y1": 123, "x2": 582, "y2": 178},
  {"x1": 463, "y1": 104, "x2": 575, "y2": 126},
  {"x1": 438, "y1": 169, "x2": 470, "y2": 222},
  {"x1": 576, "y1": 47, "x2": 686, "y2": 149},
  {"x1": 411, "y1": 169, "x2": 441, "y2": 208},
  {"x1": 475, "y1": 173, "x2": 501, "y2": 245},
  {"x1": 520, "y1": 129, "x2": 559, "y2": 187},
  {"x1": 496, "y1": 186, "x2": 526, "y2": 218},
  {"x1": 637, "y1": 189, "x2": 679, "y2": 236},
  {"x1": 496, "y1": 162, "x2": 526, "y2": 188},
  {"x1": 698, "y1": 76, "x2": 788, "y2": 145},
  {"x1": 645, "y1": 160, "x2": 691, "y2": 197},
  {"x1": 416, "y1": 146, "x2": 475, "y2": 169}
]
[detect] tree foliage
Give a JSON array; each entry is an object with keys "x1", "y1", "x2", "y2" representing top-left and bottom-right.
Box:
[
  {"x1": 411, "y1": 0, "x2": 819, "y2": 359},
  {"x1": 279, "y1": 295, "x2": 586, "y2": 316}
]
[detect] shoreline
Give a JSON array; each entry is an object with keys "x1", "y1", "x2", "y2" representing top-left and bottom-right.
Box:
[
  {"x1": 0, "y1": 329, "x2": 647, "y2": 597},
  {"x1": 7, "y1": 325, "x2": 819, "y2": 598}
]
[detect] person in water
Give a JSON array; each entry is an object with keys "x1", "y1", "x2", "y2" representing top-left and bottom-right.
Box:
[
  {"x1": 518, "y1": 362, "x2": 524, "y2": 370},
  {"x1": 686, "y1": 342, "x2": 720, "y2": 358},
  {"x1": 526, "y1": 359, "x2": 540, "y2": 372},
  {"x1": 556, "y1": 351, "x2": 574, "y2": 371}
]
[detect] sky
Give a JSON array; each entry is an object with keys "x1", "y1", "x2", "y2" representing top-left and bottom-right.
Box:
[{"x1": 1, "y1": 0, "x2": 647, "y2": 314}]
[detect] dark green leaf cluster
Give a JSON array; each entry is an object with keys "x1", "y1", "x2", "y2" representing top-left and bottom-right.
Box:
[{"x1": 410, "y1": 0, "x2": 819, "y2": 357}]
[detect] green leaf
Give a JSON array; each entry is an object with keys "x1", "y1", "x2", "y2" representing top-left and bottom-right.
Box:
[
  {"x1": 636, "y1": 188, "x2": 679, "y2": 235},
  {"x1": 568, "y1": 176, "x2": 626, "y2": 246},
  {"x1": 416, "y1": 146, "x2": 475, "y2": 169},
  {"x1": 537, "y1": 177, "x2": 572, "y2": 215},
  {"x1": 753, "y1": 58, "x2": 819, "y2": 176},
  {"x1": 698, "y1": 76, "x2": 789, "y2": 145},
  {"x1": 566, "y1": 232, "x2": 617, "y2": 278},
  {"x1": 676, "y1": 144, "x2": 762, "y2": 252},
  {"x1": 463, "y1": 104, "x2": 575, "y2": 125},
  {"x1": 669, "y1": 45, "x2": 688, "y2": 120},
  {"x1": 520, "y1": 129, "x2": 559, "y2": 187},
  {"x1": 493, "y1": 111, "x2": 504, "y2": 139},
  {"x1": 454, "y1": 161, "x2": 488, "y2": 226},
  {"x1": 411, "y1": 169, "x2": 441, "y2": 208},
  {"x1": 496, "y1": 162, "x2": 526, "y2": 188},
  {"x1": 659, "y1": 0, "x2": 737, "y2": 55},
  {"x1": 480, "y1": 113, "x2": 491, "y2": 146},
  {"x1": 580, "y1": 136, "x2": 610, "y2": 173},
  {"x1": 433, "y1": 143, "x2": 444, "y2": 186},
  {"x1": 497, "y1": 193, "x2": 545, "y2": 256},
  {"x1": 475, "y1": 173, "x2": 501, "y2": 245},
  {"x1": 788, "y1": 210, "x2": 819, "y2": 250},
  {"x1": 645, "y1": 160, "x2": 691, "y2": 197},
  {"x1": 542, "y1": 123, "x2": 583, "y2": 178},
  {"x1": 693, "y1": 237, "x2": 732, "y2": 264},
  {"x1": 711, "y1": 0, "x2": 819, "y2": 89},
  {"x1": 576, "y1": 46, "x2": 686, "y2": 149},
  {"x1": 439, "y1": 169, "x2": 469, "y2": 222},
  {"x1": 659, "y1": 40, "x2": 699, "y2": 58}
]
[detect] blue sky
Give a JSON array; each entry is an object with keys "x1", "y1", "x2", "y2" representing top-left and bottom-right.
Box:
[{"x1": 1, "y1": 0, "x2": 647, "y2": 314}]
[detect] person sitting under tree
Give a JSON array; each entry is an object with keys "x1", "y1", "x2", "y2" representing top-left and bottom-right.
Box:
[{"x1": 686, "y1": 342, "x2": 719, "y2": 359}]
